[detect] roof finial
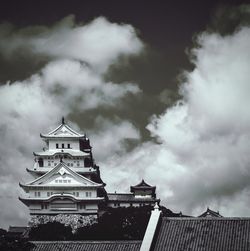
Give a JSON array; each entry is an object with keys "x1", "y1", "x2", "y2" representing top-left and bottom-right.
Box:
[
  {"x1": 154, "y1": 202, "x2": 159, "y2": 211},
  {"x1": 62, "y1": 117, "x2": 65, "y2": 124}
]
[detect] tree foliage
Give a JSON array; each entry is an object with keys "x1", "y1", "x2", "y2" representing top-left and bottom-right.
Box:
[
  {"x1": 29, "y1": 205, "x2": 182, "y2": 241},
  {"x1": 0, "y1": 228, "x2": 34, "y2": 251}
]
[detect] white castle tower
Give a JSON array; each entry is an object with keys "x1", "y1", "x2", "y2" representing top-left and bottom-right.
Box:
[{"x1": 19, "y1": 118, "x2": 106, "y2": 216}]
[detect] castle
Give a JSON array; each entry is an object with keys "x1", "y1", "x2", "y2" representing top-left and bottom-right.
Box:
[{"x1": 19, "y1": 118, "x2": 159, "y2": 217}]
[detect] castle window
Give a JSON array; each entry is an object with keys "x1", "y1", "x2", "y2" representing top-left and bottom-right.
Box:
[
  {"x1": 47, "y1": 192, "x2": 50, "y2": 196},
  {"x1": 73, "y1": 192, "x2": 79, "y2": 197},
  {"x1": 35, "y1": 191, "x2": 41, "y2": 197},
  {"x1": 68, "y1": 144, "x2": 70, "y2": 148},
  {"x1": 71, "y1": 163, "x2": 73, "y2": 167},
  {"x1": 62, "y1": 143, "x2": 64, "y2": 148},
  {"x1": 86, "y1": 191, "x2": 92, "y2": 197},
  {"x1": 80, "y1": 204, "x2": 85, "y2": 209},
  {"x1": 56, "y1": 143, "x2": 58, "y2": 148},
  {"x1": 67, "y1": 163, "x2": 70, "y2": 166},
  {"x1": 55, "y1": 180, "x2": 58, "y2": 183},
  {"x1": 48, "y1": 162, "x2": 51, "y2": 167},
  {"x1": 59, "y1": 180, "x2": 62, "y2": 183},
  {"x1": 38, "y1": 158, "x2": 44, "y2": 167},
  {"x1": 54, "y1": 163, "x2": 57, "y2": 166}
]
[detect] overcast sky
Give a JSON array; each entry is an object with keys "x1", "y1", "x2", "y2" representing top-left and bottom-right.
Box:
[{"x1": 0, "y1": 0, "x2": 250, "y2": 229}]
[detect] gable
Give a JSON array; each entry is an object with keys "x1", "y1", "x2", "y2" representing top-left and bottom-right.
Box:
[
  {"x1": 28, "y1": 162, "x2": 101, "y2": 187},
  {"x1": 41, "y1": 123, "x2": 85, "y2": 138}
]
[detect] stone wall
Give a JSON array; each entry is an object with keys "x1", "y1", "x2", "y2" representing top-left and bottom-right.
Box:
[{"x1": 29, "y1": 214, "x2": 98, "y2": 232}]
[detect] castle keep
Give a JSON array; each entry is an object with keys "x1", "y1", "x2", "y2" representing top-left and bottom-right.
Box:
[{"x1": 19, "y1": 118, "x2": 159, "y2": 217}]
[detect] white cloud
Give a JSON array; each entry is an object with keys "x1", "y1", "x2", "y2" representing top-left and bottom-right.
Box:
[
  {"x1": 103, "y1": 26, "x2": 250, "y2": 216},
  {"x1": 0, "y1": 16, "x2": 143, "y2": 73}
]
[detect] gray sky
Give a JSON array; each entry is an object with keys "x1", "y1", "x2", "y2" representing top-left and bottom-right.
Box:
[{"x1": 0, "y1": 2, "x2": 250, "y2": 229}]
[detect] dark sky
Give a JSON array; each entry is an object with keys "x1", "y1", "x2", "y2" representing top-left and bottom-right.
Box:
[{"x1": 0, "y1": 0, "x2": 248, "y2": 90}]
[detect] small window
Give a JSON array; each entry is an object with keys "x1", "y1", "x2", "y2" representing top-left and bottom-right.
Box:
[
  {"x1": 63, "y1": 180, "x2": 67, "y2": 183},
  {"x1": 68, "y1": 180, "x2": 71, "y2": 183},
  {"x1": 67, "y1": 163, "x2": 70, "y2": 166},
  {"x1": 48, "y1": 162, "x2": 51, "y2": 167},
  {"x1": 71, "y1": 163, "x2": 73, "y2": 167},
  {"x1": 56, "y1": 144, "x2": 59, "y2": 148},
  {"x1": 47, "y1": 192, "x2": 50, "y2": 196},
  {"x1": 55, "y1": 180, "x2": 58, "y2": 183},
  {"x1": 59, "y1": 180, "x2": 62, "y2": 183},
  {"x1": 62, "y1": 143, "x2": 64, "y2": 148},
  {"x1": 86, "y1": 191, "x2": 91, "y2": 197},
  {"x1": 54, "y1": 163, "x2": 57, "y2": 166},
  {"x1": 68, "y1": 144, "x2": 70, "y2": 148}
]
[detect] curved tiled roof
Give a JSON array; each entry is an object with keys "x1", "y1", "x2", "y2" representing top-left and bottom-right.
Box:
[
  {"x1": 31, "y1": 240, "x2": 141, "y2": 251},
  {"x1": 107, "y1": 193, "x2": 159, "y2": 202},
  {"x1": 153, "y1": 217, "x2": 250, "y2": 251},
  {"x1": 40, "y1": 119, "x2": 85, "y2": 139}
]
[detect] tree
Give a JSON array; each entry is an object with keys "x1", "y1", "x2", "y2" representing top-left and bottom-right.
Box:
[{"x1": 29, "y1": 222, "x2": 73, "y2": 241}]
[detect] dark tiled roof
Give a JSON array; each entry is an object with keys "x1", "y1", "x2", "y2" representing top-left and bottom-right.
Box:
[
  {"x1": 154, "y1": 217, "x2": 250, "y2": 251},
  {"x1": 198, "y1": 208, "x2": 223, "y2": 217},
  {"x1": 8, "y1": 226, "x2": 28, "y2": 233},
  {"x1": 131, "y1": 179, "x2": 156, "y2": 190},
  {"x1": 31, "y1": 240, "x2": 141, "y2": 251},
  {"x1": 107, "y1": 193, "x2": 157, "y2": 202}
]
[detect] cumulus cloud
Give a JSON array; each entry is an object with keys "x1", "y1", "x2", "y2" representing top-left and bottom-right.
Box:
[
  {"x1": 0, "y1": 17, "x2": 142, "y2": 229},
  {"x1": 103, "y1": 26, "x2": 250, "y2": 216}
]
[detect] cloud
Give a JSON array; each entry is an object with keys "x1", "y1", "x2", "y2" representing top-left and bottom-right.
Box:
[
  {"x1": 103, "y1": 26, "x2": 250, "y2": 216},
  {"x1": 0, "y1": 16, "x2": 143, "y2": 73},
  {"x1": 0, "y1": 17, "x2": 142, "y2": 229}
]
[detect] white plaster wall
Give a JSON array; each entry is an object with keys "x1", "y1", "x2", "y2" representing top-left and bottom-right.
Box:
[
  {"x1": 86, "y1": 204, "x2": 98, "y2": 210},
  {"x1": 40, "y1": 157, "x2": 85, "y2": 168},
  {"x1": 29, "y1": 188, "x2": 97, "y2": 198},
  {"x1": 49, "y1": 139, "x2": 80, "y2": 150}
]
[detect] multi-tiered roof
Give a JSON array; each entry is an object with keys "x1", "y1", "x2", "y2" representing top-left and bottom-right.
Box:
[{"x1": 19, "y1": 118, "x2": 106, "y2": 215}]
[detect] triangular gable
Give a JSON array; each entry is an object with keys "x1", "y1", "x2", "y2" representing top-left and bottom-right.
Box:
[
  {"x1": 41, "y1": 122, "x2": 85, "y2": 138},
  {"x1": 131, "y1": 179, "x2": 155, "y2": 188},
  {"x1": 27, "y1": 162, "x2": 101, "y2": 187},
  {"x1": 198, "y1": 208, "x2": 223, "y2": 217}
]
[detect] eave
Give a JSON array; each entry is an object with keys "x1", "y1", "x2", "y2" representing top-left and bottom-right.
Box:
[
  {"x1": 19, "y1": 195, "x2": 105, "y2": 205},
  {"x1": 33, "y1": 150, "x2": 88, "y2": 157},
  {"x1": 26, "y1": 168, "x2": 97, "y2": 176},
  {"x1": 19, "y1": 182, "x2": 103, "y2": 190}
]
